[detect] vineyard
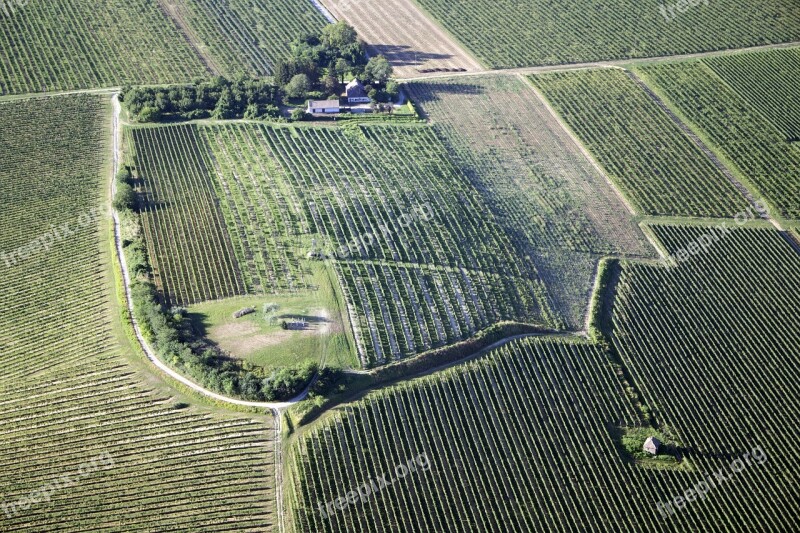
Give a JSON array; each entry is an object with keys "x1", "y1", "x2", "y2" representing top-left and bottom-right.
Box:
[
  {"x1": 703, "y1": 47, "x2": 800, "y2": 142},
  {"x1": 200, "y1": 123, "x2": 553, "y2": 366},
  {"x1": 411, "y1": 0, "x2": 800, "y2": 68},
  {"x1": 0, "y1": 0, "x2": 207, "y2": 95},
  {"x1": 0, "y1": 95, "x2": 278, "y2": 531},
  {"x1": 531, "y1": 69, "x2": 751, "y2": 218},
  {"x1": 408, "y1": 75, "x2": 654, "y2": 327},
  {"x1": 287, "y1": 225, "x2": 800, "y2": 531},
  {"x1": 163, "y1": 0, "x2": 328, "y2": 76},
  {"x1": 638, "y1": 60, "x2": 800, "y2": 219},
  {"x1": 129, "y1": 125, "x2": 247, "y2": 307}
]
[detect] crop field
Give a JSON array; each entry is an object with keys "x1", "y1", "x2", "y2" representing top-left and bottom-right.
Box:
[
  {"x1": 0, "y1": 0, "x2": 207, "y2": 95},
  {"x1": 288, "y1": 225, "x2": 800, "y2": 532},
  {"x1": 638, "y1": 60, "x2": 800, "y2": 219},
  {"x1": 703, "y1": 47, "x2": 800, "y2": 142},
  {"x1": 197, "y1": 123, "x2": 552, "y2": 366},
  {"x1": 408, "y1": 75, "x2": 654, "y2": 327},
  {"x1": 162, "y1": 0, "x2": 328, "y2": 76},
  {"x1": 531, "y1": 69, "x2": 750, "y2": 218},
  {"x1": 322, "y1": 0, "x2": 484, "y2": 77},
  {"x1": 610, "y1": 225, "x2": 800, "y2": 528},
  {"x1": 129, "y1": 125, "x2": 247, "y2": 307},
  {"x1": 0, "y1": 95, "x2": 277, "y2": 531},
  {"x1": 411, "y1": 0, "x2": 800, "y2": 69}
]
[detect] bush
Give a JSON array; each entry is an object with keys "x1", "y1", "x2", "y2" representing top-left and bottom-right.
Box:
[{"x1": 113, "y1": 181, "x2": 136, "y2": 212}]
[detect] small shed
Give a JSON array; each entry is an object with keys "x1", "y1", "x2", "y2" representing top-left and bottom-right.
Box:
[
  {"x1": 307, "y1": 99, "x2": 341, "y2": 114},
  {"x1": 346, "y1": 79, "x2": 371, "y2": 104},
  {"x1": 643, "y1": 436, "x2": 662, "y2": 455}
]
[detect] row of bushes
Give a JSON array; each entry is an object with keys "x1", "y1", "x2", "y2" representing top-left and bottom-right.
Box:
[
  {"x1": 114, "y1": 169, "x2": 335, "y2": 402},
  {"x1": 120, "y1": 76, "x2": 281, "y2": 123}
]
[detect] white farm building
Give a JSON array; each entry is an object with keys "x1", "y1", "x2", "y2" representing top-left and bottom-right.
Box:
[{"x1": 307, "y1": 99, "x2": 341, "y2": 114}]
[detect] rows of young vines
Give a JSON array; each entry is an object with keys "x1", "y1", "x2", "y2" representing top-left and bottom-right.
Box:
[
  {"x1": 638, "y1": 59, "x2": 800, "y2": 219},
  {"x1": 0, "y1": 0, "x2": 207, "y2": 95},
  {"x1": 0, "y1": 94, "x2": 277, "y2": 531},
  {"x1": 531, "y1": 68, "x2": 750, "y2": 218}
]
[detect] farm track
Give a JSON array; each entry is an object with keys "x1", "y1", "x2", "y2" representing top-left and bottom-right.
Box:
[{"x1": 155, "y1": 0, "x2": 223, "y2": 75}]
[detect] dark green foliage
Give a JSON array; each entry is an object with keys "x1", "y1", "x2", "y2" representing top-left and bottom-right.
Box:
[{"x1": 121, "y1": 76, "x2": 281, "y2": 123}]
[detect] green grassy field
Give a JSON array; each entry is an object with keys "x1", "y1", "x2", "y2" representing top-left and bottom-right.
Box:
[
  {"x1": 0, "y1": 0, "x2": 208, "y2": 95},
  {"x1": 531, "y1": 68, "x2": 750, "y2": 218},
  {"x1": 638, "y1": 58, "x2": 800, "y2": 219},
  {"x1": 412, "y1": 0, "x2": 800, "y2": 68},
  {"x1": 0, "y1": 94, "x2": 278, "y2": 531}
]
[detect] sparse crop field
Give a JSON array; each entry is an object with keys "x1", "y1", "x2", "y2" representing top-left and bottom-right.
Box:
[
  {"x1": 703, "y1": 47, "x2": 800, "y2": 142},
  {"x1": 0, "y1": 94, "x2": 277, "y2": 531},
  {"x1": 531, "y1": 68, "x2": 751, "y2": 218},
  {"x1": 199, "y1": 122, "x2": 552, "y2": 366},
  {"x1": 408, "y1": 75, "x2": 654, "y2": 327},
  {"x1": 638, "y1": 59, "x2": 800, "y2": 219},
  {"x1": 0, "y1": 0, "x2": 207, "y2": 95},
  {"x1": 161, "y1": 0, "x2": 328, "y2": 76},
  {"x1": 411, "y1": 0, "x2": 800, "y2": 69},
  {"x1": 322, "y1": 0, "x2": 484, "y2": 77},
  {"x1": 129, "y1": 125, "x2": 247, "y2": 306}
]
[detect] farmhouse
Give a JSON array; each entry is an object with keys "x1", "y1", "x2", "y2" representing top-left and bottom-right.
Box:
[
  {"x1": 643, "y1": 436, "x2": 662, "y2": 455},
  {"x1": 346, "y1": 78, "x2": 371, "y2": 104},
  {"x1": 307, "y1": 99, "x2": 341, "y2": 114}
]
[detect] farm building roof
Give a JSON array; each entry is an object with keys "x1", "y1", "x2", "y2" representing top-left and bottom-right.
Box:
[
  {"x1": 308, "y1": 100, "x2": 341, "y2": 108},
  {"x1": 346, "y1": 79, "x2": 368, "y2": 98}
]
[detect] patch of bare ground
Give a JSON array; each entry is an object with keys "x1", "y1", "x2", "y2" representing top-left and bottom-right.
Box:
[{"x1": 321, "y1": 0, "x2": 484, "y2": 78}]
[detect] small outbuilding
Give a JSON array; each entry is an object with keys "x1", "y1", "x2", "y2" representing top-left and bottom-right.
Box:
[
  {"x1": 345, "y1": 79, "x2": 371, "y2": 104},
  {"x1": 307, "y1": 99, "x2": 341, "y2": 114},
  {"x1": 643, "y1": 436, "x2": 662, "y2": 455}
]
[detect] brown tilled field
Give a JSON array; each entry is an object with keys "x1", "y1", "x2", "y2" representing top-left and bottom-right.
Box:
[{"x1": 321, "y1": 0, "x2": 485, "y2": 78}]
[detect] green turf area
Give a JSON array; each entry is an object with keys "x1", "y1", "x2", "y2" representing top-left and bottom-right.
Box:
[
  {"x1": 0, "y1": 0, "x2": 207, "y2": 95},
  {"x1": 165, "y1": 0, "x2": 328, "y2": 76},
  {"x1": 703, "y1": 47, "x2": 800, "y2": 142},
  {"x1": 408, "y1": 75, "x2": 655, "y2": 327},
  {"x1": 188, "y1": 262, "x2": 359, "y2": 372},
  {"x1": 531, "y1": 68, "x2": 751, "y2": 218},
  {"x1": 412, "y1": 0, "x2": 800, "y2": 69},
  {"x1": 0, "y1": 94, "x2": 278, "y2": 531},
  {"x1": 638, "y1": 60, "x2": 800, "y2": 220}
]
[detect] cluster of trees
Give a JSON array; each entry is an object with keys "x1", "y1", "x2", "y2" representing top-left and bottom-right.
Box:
[
  {"x1": 114, "y1": 168, "x2": 339, "y2": 401},
  {"x1": 275, "y1": 21, "x2": 397, "y2": 103},
  {"x1": 121, "y1": 76, "x2": 282, "y2": 123}
]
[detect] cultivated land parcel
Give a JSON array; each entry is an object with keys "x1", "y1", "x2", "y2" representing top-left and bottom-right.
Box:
[{"x1": 1, "y1": 1, "x2": 799, "y2": 531}]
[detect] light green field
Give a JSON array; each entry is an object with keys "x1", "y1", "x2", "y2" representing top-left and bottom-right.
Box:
[{"x1": 188, "y1": 263, "x2": 359, "y2": 372}]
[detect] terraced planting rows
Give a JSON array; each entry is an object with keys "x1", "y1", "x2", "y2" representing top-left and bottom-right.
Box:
[
  {"x1": 193, "y1": 123, "x2": 553, "y2": 365},
  {"x1": 703, "y1": 47, "x2": 800, "y2": 142},
  {"x1": 0, "y1": 0, "x2": 207, "y2": 95},
  {"x1": 129, "y1": 125, "x2": 246, "y2": 306},
  {"x1": 408, "y1": 75, "x2": 653, "y2": 327},
  {"x1": 164, "y1": 0, "x2": 328, "y2": 76},
  {"x1": 288, "y1": 337, "x2": 661, "y2": 532},
  {"x1": 0, "y1": 94, "x2": 277, "y2": 531},
  {"x1": 412, "y1": 0, "x2": 800, "y2": 68},
  {"x1": 638, "y1": 60, "x2": 800, "y2": 219},
  {"x1": 610, "y1": 225, "x2": 800, "y2": 529},
  {"x1": 531, "y1": 69, "x2": 750, "y2": 218}
]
